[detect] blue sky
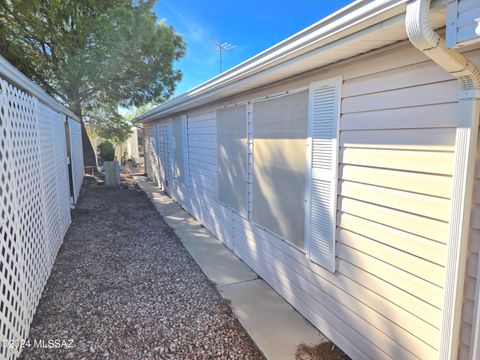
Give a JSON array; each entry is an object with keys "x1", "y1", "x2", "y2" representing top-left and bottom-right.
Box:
[{"x1": 153, "y1": 0, "x2": 353, "y2": 96}]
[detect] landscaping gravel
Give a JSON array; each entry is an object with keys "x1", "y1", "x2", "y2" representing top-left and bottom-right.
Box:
[{"x1": 20, "y1": 177, "x2": 263, "y2": 360}]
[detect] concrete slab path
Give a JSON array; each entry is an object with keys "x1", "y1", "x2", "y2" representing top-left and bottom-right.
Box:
[{"x1": 137, "y1": 178, "x2": 328, "y2": 360}]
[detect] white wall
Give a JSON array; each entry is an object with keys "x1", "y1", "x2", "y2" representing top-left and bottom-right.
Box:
[
  {"x1": 447, "y1": 0, "x2": 480, "y2": 47},
  {"x1": 144, "y1": 42, "x2": 480, "y2": 359}
]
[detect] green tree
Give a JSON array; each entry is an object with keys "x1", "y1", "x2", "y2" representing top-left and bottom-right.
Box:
[
  {"x1": 88, "y1": 103, "x2": 133, "y2": 145},
  {"x1": 0, "y1": 0, "x2": 184, "y2": 161}
]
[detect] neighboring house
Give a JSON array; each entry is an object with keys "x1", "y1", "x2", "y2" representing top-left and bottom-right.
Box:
[
  {"x1": 137, "y1": 0, "x2": 480, "y2": 359},
  {"x1": 113, "y1": 127, "x2": 142, "y2": 164}
]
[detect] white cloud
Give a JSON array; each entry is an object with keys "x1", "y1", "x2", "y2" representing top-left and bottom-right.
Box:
[{"x1": 162, "y1": 1, "x2": 210, "y2": 44}]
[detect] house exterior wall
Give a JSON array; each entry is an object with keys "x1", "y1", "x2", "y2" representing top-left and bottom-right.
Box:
[
  {"x1": 128, "y1": 127, "x2": 140, "y2": 162},
  {"x1": 447, "y1": 0, "x2": 480, "y2": 48},
  {"x1": 144, "y1": 42, "x2": 480, "y2": 359}
]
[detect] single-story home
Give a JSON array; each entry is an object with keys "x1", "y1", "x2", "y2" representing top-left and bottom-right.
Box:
[{"x1": 136, "y1": 0, "x2": 480, "y2": 358}]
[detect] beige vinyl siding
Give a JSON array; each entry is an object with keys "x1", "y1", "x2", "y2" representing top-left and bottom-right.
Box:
[
  {"x1": 185, "y1": 109, "x2": 234, "y2": 249},
  {"x1": 459, "y1": 127, "x2": 480, "y2": 359},
  {"x1": 234, "y1": 53, "x2": 458, "y2": 359},
  {"x1": 186, "y1": 110, "x2": 218, "y2": 199},
  {"x1": 448, "y1": 0, "x2": 480, "y2": 47},
  {"x1": 230, "y1": 42, "x2": 461, "y2": 360},
  {"x1": 143, "y1": 43, "x2": 480, "y2": 359},
  {"x1": 167, "y1": 116, "x2": 190, "y2": 207}
]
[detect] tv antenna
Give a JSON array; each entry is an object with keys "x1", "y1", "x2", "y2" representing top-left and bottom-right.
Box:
[{"x1": 215, "y1": 41, "x2": 236, "y2": 73}]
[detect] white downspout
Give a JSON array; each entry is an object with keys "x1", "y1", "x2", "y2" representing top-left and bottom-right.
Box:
[{"x1": 406, "y1": 1, "x2": 480, "y2": 359}]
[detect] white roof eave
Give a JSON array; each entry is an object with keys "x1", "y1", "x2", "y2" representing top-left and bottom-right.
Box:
[{"x1": 137, "y1": 0, "x2": 448, "y2": 123}]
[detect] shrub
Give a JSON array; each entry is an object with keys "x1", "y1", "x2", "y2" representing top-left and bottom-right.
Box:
[{"x1": 98, "y1": 142, "x2": 115, "y2": 162}]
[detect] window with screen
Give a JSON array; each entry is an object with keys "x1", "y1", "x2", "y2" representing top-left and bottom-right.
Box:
[
  {"x1": 217, "y1": 104, "x2": 248, "y2": 217},
  {"x1": 252, "y1": 90, "x2": 308, "y2": 249},
  {"x1": 172, "y1": 116, "x2": 184, "y2": 181}
]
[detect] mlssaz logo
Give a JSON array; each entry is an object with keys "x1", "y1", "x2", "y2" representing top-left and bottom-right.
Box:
[{"x1": 30, "y1": 339, "x2": 75, "y2": 349}]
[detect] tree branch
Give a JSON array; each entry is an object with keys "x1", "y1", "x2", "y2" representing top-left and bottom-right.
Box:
[{"x1": 31, "y1": 74, "x2": 68, "y2": 102}]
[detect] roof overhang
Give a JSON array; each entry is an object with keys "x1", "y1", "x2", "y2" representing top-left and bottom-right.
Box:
[{"x1": 137, "y1": 0, "x2": 448, "y2": 123}]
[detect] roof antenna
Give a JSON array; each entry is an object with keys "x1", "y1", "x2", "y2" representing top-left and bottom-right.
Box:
[{"x1": 215, "y1": 41, "x2": 237, "y2": 73}]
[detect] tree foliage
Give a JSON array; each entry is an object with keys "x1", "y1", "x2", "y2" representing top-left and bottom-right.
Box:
[
  {"x1": 88, "y1": 104, "x2": 133, "y2": 144},
  {"x1": 0, "y1": 0, "x2": 185, "y2": 142}
]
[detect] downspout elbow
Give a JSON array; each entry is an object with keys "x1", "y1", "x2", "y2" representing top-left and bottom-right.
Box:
[{"x1": 406, "y1": 0, "x2": 480, "y2": 98}]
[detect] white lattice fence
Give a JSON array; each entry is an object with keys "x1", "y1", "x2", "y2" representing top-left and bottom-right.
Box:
[
  {"x1": 68, "y1": 118, "x2": 84, "y2": 203},
  {"x1": 0, "y1": 67, "x2": 80, "y2": 359}
]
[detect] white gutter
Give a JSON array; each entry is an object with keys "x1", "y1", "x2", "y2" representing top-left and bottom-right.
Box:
[
  {"x1": 406, "y1": 0, "x2": 480, "y2": 358},
  {"x1": 0, "y1": 55, "x2": 80, "y2": 122}
]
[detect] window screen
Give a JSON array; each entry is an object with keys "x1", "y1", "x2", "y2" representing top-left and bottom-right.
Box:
[
  {"x1": 172, "y1": 116, "x2": 184, "y2": 181},
  {"x1": 217, "y1": 105, "x2": 248, "y2": 217},
  {"x1": 252, "y1": 90, "x2": 308, "y2": 249}
]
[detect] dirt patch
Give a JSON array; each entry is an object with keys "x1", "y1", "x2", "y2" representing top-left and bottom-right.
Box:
[{"x1": 296, "y1": 342, "x2": 350, "y2": 360}]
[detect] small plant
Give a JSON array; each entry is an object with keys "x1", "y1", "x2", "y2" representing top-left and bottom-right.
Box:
[{"x1": 98, "y1": 142, "x2": 115, "y2": 162}]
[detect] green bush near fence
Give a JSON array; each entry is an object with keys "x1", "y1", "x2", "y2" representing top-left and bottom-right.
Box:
[{"x1": 98, "y1": 142, "x2": 115, "y2": 162}]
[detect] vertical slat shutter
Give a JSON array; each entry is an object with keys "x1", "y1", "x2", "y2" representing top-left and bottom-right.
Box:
[
  {"x1": 182, "y1": 115, "x2": 189, "y2": 184},
  {"x1": 172, "y1": 116, "x2": 184, "y2": 181},
  {"x1": 307, "y1": 78, "x2": 341, "y2": 271},
  {"x1": 157, "y1": 122, "x2": 168, "y2": 187}
]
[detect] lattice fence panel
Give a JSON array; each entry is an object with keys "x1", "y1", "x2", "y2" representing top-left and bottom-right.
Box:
[
  {"x1": 68, "y1": 118, "x2": 84, "y2": 203},
  {"x1": 0, "y1": 76, "x2": 76, "y2": 359},
  {"x1": 52, "y1": 114, "x2": 71, "y2": 240},
  {"x1": 8, "y1": 83, "x2": 46, "y2": 348},
  {"x1": 0, "y1": 79, "x2": 24, "y2": 360}
]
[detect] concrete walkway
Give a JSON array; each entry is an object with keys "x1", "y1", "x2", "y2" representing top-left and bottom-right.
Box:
[{"x1": 137, "y1": 178, "x2": 327, "y2": 360}]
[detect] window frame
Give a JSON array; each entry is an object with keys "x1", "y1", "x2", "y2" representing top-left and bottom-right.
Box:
[
  {"x1": 215, "y1": 102, "x2": 249, "y2": 218},
  {"x1": 250, "y1": 86, "x2": 309, "y2": 252}
]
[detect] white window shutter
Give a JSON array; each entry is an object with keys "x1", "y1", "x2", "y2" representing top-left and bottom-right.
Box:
[
  {"x1": 182, "y1": 115, "x2": 189, "y2": 184},
  {"x1": 305, "y1": 77, "x2": 341, "y2": 272}
]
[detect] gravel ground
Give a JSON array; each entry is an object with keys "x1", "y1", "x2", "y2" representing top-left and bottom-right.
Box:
[{"x1": 20, "y1": 177, "x2": 263, "y2": 360}]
